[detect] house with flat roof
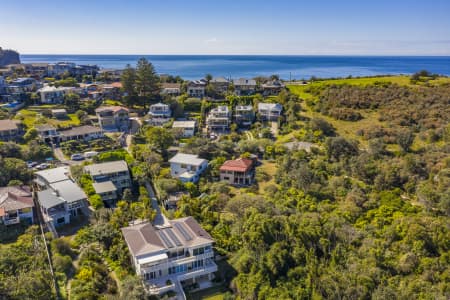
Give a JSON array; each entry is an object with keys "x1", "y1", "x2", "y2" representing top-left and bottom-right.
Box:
[
  {"x1": 95, "y1": 106, "x2": 129, "y2": 131},
  {"x1": 51, "y1": 108, "x2": 68, "y2": 119},
  {"x1": 84, "y1": 160, "x2": 131, "y2": 203},
  {"x1": 34, "y1": 166, "x2": 71, "y2": 188},
  {"x1": 234, "y1": 105, "x2": 255, "y2": 127},
  {"x1": 187, "y1": 80, "x2": 207, "y2": 98},
  {"x1": 121, "y1": 217, "x2": 217, "y2": 296},
  {"x1": 0, "y1": 186, "x2": 34, "y2": 226},
  {"x1": 206, "y1": 106, "x2": 231, "y2": 132},
  {"x1": 258, "y1": 102, "x2": 283, "y2": 121},
  {"x1": 220, "y1": 158, "x2": 255, "y2": 186},
  {"x1": 148, "y1": 103, "x2": 172, "y2": 126},
  {"x1": 7, "y1": 77, "x2": 38, "y2": 94},
  {"x1": 169, "y1": 153, "x2": 208, "y2": 183},
  {"x1": 172, "y1": 120, "x2": 196, "y2": 138},
  {"x1": 0, "y1": 119, "x2": 22, "y2": 141},
  {"x1": 233, "y1": 78, "x2": 257, "y2": 96}
]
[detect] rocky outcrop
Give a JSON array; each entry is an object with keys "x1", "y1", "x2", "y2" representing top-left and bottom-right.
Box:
[{"x1": 0, "y1": 48, "x2": 20, "y2": 67}]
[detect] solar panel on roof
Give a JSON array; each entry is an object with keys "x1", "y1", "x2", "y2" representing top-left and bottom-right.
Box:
[
  {"x1": 174, "y1": 223, "x2": 192, "y2": 241},
  {"x1": 159, "y1": 231, "x2": 174, "y2": 248},
  {"x1": 166, "y1": 228, "x2": 183, "y2": 247}
]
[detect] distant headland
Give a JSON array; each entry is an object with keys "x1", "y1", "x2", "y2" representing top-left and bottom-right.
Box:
[{"x1": 0, "y1": 47, "x2": 21, "y2": 67}]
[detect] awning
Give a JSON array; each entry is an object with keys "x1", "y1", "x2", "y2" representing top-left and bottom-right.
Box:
[{"x1": 137, "y1": 253, "x2": 168, "y2": 265}]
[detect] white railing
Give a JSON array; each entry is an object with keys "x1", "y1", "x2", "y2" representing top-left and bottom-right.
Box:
[{"x1": 4, "y1": 217, "x2": 20, "y2": 225}]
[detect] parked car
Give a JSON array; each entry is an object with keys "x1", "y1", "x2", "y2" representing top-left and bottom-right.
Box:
[
  {"x1": 71, "y1": 153, "x2": 85, "y2": 161},
  {"x1": 35, "y1": 163, "x2": 50, "y2": 170},
  {"x1": 84, "y1": 151, "x2": 99, "y2": 159},
  {"x1": 27, "y1": 161, "x2": 38, "y2": 168}
]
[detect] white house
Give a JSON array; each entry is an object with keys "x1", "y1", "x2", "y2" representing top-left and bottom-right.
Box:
[
  {"x1": 187, "y1": 80, "x2": 207, "y2": 98},
  {"x1": 148, "y1": 103, "x2": 172, "y2": 126},
  {"x1": 206, "y1": 106, "x2": 231, "y2": 132},
  {"x1": 172, "y1": 120, "x2": 196, "y2": 138},
  {"x1": 169, "y1": 153, "x2": 208, "y2": 183},
  {"x1": 38, "y1": 85, "x2": 76, "y2": 104},
  {"x1": 84, "y1": 160, "x2": 132, "y2": 194},
  {"x1": 258, "y1": 102, "x2": 283, "y2": 121},
  {"x1": 35, "y1": 167, "x2": 87, "y2": 227},
  {"x1": 0, "y1": 186, "x2": 34, "y2": 226},
  {"x1": 233, "y1": 78, "x2": 257, "y2": 96},
  {"x1": 121, "y1": 217, "x2": 217, "y2": 296}
]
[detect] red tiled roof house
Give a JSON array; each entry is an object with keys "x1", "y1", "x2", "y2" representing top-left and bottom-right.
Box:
[{"x1": 219, "y1": 158, "x2": 255, "y2": 186}]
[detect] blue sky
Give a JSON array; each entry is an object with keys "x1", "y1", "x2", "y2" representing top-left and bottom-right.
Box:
[{"x1": 1, "y1": 0, "x2": 449, "y2": 55}]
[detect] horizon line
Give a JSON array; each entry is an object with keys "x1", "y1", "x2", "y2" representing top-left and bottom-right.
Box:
[{"x1": 20, "y1": 53, "x2": 450, "y2": 57}]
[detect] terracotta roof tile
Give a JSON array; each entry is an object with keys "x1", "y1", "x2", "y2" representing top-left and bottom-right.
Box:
[{"x1": 220, "y1": 158, "x2": 254, "y2": 172}]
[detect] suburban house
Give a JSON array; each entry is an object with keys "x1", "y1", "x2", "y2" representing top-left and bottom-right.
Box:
[
  {"x1": 38, "y1": 86, "x2": 75, "y2": 104},
  {"x1": 220, "y1": 158, "x2": 255, "y2": 186},
  {"x1": 59, "y1": 125, "x2": 104, "y2": 142},
  {"x1": 95, "y1": 106, "x2": 129, "y2": 131},
  {"x1": 210, "y1": 77, "x2": 230, "y2": 93},
  {"x1": 35, "y1": 167, "x2": 87, "y2": 227},
  {"x1": 261, "y1": 80, "x2": 285, "y2": 96},
  {"x1": 258, "y1": 102, "x2": 283, "y2": 121},
  {"x1": 148, "y1": 103, "x2": 172, "y2": 125},
  {"x1": 161, "y1": 83, "x2": 181, "y2": 96},
  {"x1": 234, "y1": 105, "x2": 255, "y2": 127},
  {"x1": 0, "y1": 119, "x2": 22, "y2": 141},
  {"x1": 101, "y1": 82, "x2": 122, "y2": 100},
  {"x1": 36, "y1": 124, "x2": 60, "y2": 144},
  {"x1": 206, "y1": 106, "x2": 231, "y2": 132},
  {"x1": 0, "y1": 185, "x2": 34, "y2": 226},
  {"x1": 6, "y1": 77, "x2": 38, "y2": 93},
  {"x1": 233, "y1": 78, "x2": 257, "y2": 96},
  {"x1": 187, "y1": 80, "x2": 207, "y2": 98},
  {"x1": 51, "y1": 108, "x2": 68, "y2": 119},
  {"x1": 121, "y1": 217, "x2": 217, "y2": 296},
  {"x1": 84, "y1": 160, "x2": 132, "y2": 201},
  {"x1": 169, "y1": 153, "x2": 208, "y2": 183},
  {"x1": 172, "y1": 120, "x2": 196, "y2": 138},
  {"x1": 92, "y1": 181, "x2": 117, "y2": 206}
]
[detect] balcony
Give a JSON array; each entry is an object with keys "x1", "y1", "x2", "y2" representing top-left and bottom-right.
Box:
[{"x1": 4, "y1": 217, "x2": 20, "y2": 225}]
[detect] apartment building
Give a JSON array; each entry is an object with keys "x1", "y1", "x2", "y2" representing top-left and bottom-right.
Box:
[{"x1": 206, "y1": 106, "x2": 231, "y2": 132}]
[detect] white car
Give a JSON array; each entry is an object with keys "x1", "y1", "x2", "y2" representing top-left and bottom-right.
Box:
[
  {"x1": 35, "y1": 163, "x2": 50, "y2": 170},
  {"x1": 71, "y1": 153, "x2": 85, "y2": 161},
  {"x1": 84, "y1": 151, "x2": 99, "y2": 158}
]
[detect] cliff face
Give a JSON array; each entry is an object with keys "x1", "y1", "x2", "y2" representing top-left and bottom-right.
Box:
[{"x1": 0, "y1": 48, "x2": 20, "y2": 67}]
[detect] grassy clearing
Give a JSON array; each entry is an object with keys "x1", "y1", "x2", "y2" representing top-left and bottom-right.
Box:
[
  {"x1": 187, "y1": 285, "x2": 229, "y2": 300},
  {"x1": 257, "y1": 160, "x2": 279, "y2": 193},
  {"x1": 14, "y1": 109, "x2": 80, "y2": 129}
]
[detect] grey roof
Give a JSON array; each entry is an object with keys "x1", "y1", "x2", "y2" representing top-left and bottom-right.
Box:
[
  {"x1": 0, "y1": 119, "x2": 20, "y2": 131},
  {"x1": 258, "y1": 102, "x2": 283, "y2": 111},
  {"x1": 169, "y1": 153, "x2": 207, "y2": 166},
  {"x1": 35, "y1": 167, "x2": 70, "y2": 185},
  {"x1": 37, "y1": 189, "x2": 66, "y2": 209},
  {"x1": 35, "y1": 124, "x2": 57, "y2": 132},
  {"x1": 211, "y1": 77, "x2": 229, "y2": 83},
  {"x1": 59, "y1": 125, "x2": 103, "y2": 137},
  {"x1": 84, "y1": 160, "x2": 129, "y2": 176},
  {"x1": 121, "y1": 217, "x2": 213, "y2": 257},
  {"x1": 93, "y1": 181, "x2": 117, "y2": 194},
  {"x1": 49, "y1": 180, "x2": 87, "y2": 203},
  {"x1": 51, "y1": 109, "x2": 67, "y2": 114},
  {"x1": 172, "y1": 120, "x2": 196, "y2": 129},
  {"x1": 233, "y1": 78, "x2": 256, "y2": 86}
]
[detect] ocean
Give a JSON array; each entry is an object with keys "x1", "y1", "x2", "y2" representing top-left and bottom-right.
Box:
[{"x1": 20, "y1": 55, "x2": 450, "y2": 80}]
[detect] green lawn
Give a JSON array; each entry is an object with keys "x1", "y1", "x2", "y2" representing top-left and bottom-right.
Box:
[
  {"x1": 186, "y1": 285, "x2": 229, "y2": 300},
  {"x1": 14, "y1": 109, "x2": 80, "y2": 129}
]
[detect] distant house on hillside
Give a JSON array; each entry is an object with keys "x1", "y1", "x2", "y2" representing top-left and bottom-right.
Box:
[
  {"x1": 210, "y1": 77, "x2": 230, "y2": 93},
  {"x1": 234, "y1": 105, "x2": 255, "y2": 127},
  {"x1": 148, "y1": 102, "x2": 172, "y2": 126},
  {"x1": 258, "y1": 102, "x2": 283, "y2": 121},
  {"x1": 206, "y1": 106, "x2": 231, "y2": 132},
  {"x1": 172, "y1": 120, "x2": 196, "y2": 138},
  {"x1": 233, "y1": 78, "x2": 257, "y2": 96},
  {"x1": 187, "y1": 79, "x2": 207, "y2": 98},
  {"x1": 0, "y1": 119, "x2": 22, "y2": 141},
  {"x1": 38, "y1": 86, "x2": 75, "y2": 104},
  {"x1": 261, "y1": 80, "x2": 285, "y2": 96},
  {"x1": 95, "y1": 106, "x2": 129, "y2": 131},
  {"x1": 51, "y1": 108, "x2": 68, "y2": 119},
  {"x1": 161, "y1": 83, "x2": 181, "y2": 96}
]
